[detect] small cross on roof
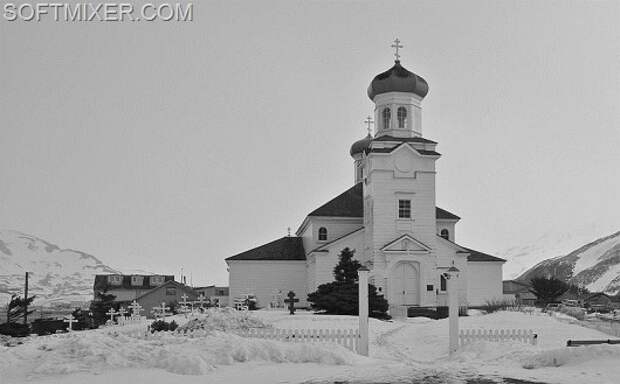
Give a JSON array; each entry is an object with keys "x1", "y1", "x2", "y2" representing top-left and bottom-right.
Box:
[{"x1": 391, "y1": 38, "x2": 403, "y2": 61}]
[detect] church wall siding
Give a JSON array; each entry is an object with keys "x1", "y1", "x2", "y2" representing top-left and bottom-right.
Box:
[
  {"x1": 466, "y1": 262, "x2": 503, "y2": 306},
  {"x1": 228, "y1": 260, "x2": 307, "y2": 308}
]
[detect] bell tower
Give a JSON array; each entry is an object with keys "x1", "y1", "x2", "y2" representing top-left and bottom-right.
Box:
[{"x1": 367, "y1": 39, "x2": 429, "y2": 138}]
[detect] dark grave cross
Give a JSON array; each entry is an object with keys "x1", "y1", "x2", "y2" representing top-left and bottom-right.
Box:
[{"x1": 284, "y1": 291, "x2": 299, "y2": 315}]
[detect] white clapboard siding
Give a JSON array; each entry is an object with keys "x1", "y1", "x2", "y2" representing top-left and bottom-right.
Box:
[
  {"x1": 241, "y1": 327, "x2": 360, "y2": 353},
  {"x1": 459, "y1": 329, "x2": 537, "y2": 346}
]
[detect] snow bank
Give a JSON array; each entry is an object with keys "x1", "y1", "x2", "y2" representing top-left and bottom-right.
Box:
[
  {"x1": 0, "y1": 311, "x2": 359, "y2": 380},
  {"x1": 522, "y1": 344, "x2": 620, "y2": 369},
  {"x1": 177, "y1": 308, "x2": 269, "y2": 333}
]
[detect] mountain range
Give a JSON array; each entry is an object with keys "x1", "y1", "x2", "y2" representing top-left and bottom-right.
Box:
[
  {"x1": 515, "y1": 230, "x2": 620, "y2": 295},
  {"x1": 0, "y1": 230, "x2": 120, "y2": 305}
]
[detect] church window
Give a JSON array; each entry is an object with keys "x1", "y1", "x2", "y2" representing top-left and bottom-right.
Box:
[
  {"x1": 397, "y1": 107, "x2": 407, "y2": 128},
  {"x1": 440, "y1": 229, "x2": 450, "y2": 240},
  {"x1": 318, "y1": 227, "x2": 327, "y2": 241},
  {"x1": 426, "y1": 284, "x2": 434, "y2": 291},
  {"x1": 398, "y1": 199, "x2": 411, "y2": 218},
  {"x1": 440, "y1": 274, "x2": 447, "y2": 291},
  {"x1": 382, "y1": 108, "x2": 391, "y2": 130}
]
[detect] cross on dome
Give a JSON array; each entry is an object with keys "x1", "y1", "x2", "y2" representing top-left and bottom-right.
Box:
[{"x1": 391, "y1": 38, "x2": 403, "y2": 61}]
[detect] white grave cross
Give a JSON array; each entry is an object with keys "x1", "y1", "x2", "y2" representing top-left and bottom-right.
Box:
[
  {"x1": 64, "y1": 314, "x2": 77, "y2": 331},
  {"x1": 106, "y1": 308, "x2": 118, "y2": 323},
  {"x1": 129, "y1": 300, "x2": 143, "y2": 316}
]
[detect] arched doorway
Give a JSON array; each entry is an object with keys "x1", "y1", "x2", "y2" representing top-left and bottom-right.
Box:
[{"x1": 391, "y1": 262, "x2": 419, "y2": 306}]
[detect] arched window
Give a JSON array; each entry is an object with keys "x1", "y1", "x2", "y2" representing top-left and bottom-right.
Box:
[
  {"x1": 397, "y1": 107, "x2": 407, "y2": 128},
  {"x1": 382, "y1": 108, "x2": 391, "y2": 130},
  {"x1": 318, "y1": 227, "x2": 327, "y2": 241},
  {"x1": 440, "y1": 229, "x2": 449, "y2": 240}
]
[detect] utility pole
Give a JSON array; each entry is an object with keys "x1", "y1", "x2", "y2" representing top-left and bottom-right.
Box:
[{"x1": 24, "y1": 272, "x2": 29, "y2": 325}]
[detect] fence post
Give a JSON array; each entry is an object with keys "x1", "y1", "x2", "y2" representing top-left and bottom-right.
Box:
[{"x1": 358, "y1": 267, "x2": 369, "y2": 356}]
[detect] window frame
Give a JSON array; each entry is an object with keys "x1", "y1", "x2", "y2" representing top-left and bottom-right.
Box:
[
  {"x1": 318, "y1": 227, "x2": 328, "y2": 241},
  {"x1": 382, "y1": 107, "x2": 391, "y2": 130},
  {"x1": 398, "y1": 199, "x2": 411, "y2": 219},
  {"x1": 440, "y1": 229, "x2": 450, "y2": 240},
  {"x1": 397, "y1": 106, "x2": 407, "y2": 128}
]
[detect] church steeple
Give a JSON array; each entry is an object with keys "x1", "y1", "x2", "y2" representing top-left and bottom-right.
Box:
[{"x1": 367, "y1": 39, "x2": 428, "y2": 138}]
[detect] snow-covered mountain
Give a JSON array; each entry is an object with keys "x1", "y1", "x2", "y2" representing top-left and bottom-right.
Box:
[
  {"x1": 0, "y1": 230, "x2": 120, "y2": 304},
  {"x1": 515, "y1": 230, "x2": 620, "y2": 295}
]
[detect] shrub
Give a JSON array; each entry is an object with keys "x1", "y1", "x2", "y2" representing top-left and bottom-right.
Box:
[
  {"x1": 149, "y1": 319, "x2": 178, "y2": 333},
  {"x1": 483, "y1": 298, "x2": 516, "y2": 314},
  {"x1": 0, "y1": 322, "x2": 30, "y2": 337},
  {"x1": 558, "y1": 305, "x2": 586, "y2": 320},
  {"x1": 307, "y1": 248, "x2": 389, "y2": 319}
]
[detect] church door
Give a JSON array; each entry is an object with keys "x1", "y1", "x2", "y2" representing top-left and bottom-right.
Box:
[{"x1": 392, "y1": 262, "x2": 418, "y2": 306}]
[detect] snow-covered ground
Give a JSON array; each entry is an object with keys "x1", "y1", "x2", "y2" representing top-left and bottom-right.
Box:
[{"x1": 1, "y1": 309, "x2": 619, "y2": 384}]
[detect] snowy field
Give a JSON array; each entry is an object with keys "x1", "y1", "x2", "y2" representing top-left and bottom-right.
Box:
[{"x1": 1, "y1": 309, "x2": 619, "y2": 384}]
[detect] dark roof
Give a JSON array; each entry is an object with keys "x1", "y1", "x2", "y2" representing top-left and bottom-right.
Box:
[
  {"x1": 436, "y1": 207, "x2": 460, "y2": 220},
  {"x1": 308, "y1": 183, "x2": 364, "y2": 217},
  {"x1": 93, "y1": 274, "x2": 175, "y2": 292},
  {"x1": 369, "y1": 148, "x2": 441, "y2": 156},
  {"x1": 307, "y1": 183, "x2": 459, "y2": 221},
  {"x1": 311, "y1": 227, "x2": 365, "y2": 252},
  {"x1": 367, "y1": 60, "x2": 429, "y2": 100},
  {"x1": 350, "y1": 134, "x2": 373, "y2": 157},
  {"x1": 226, "y1": 236, "x2": 306, "y2": 261},
  {"x1": 373, "y1": 135, "x2": 437, "y2": 144},
  {"x1": 459, "y1": 247, "x2": 506, "y2": 262}
]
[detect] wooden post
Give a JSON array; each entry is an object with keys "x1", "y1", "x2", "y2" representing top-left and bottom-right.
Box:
[
  {"x1": 446, "y1": 266, "x2": 460, "y2": 357},
  {"x1": 358, "y1": 266, "x2": 369, "y2": 356}
]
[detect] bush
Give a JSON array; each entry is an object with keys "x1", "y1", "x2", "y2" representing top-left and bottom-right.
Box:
[
  {"x1": 558, "y1": 305, "x2": 586, "y2": 320},
  {"x1": 0, "y1": 322, "x2": 30, "y2": 337},
  {"x1": 307, "y1": 248, "x2": 389, "y2": 319},
  {"x1": 483, "y1": 298, "x2": 516, "y2": 314},
  {"x1": 149, "y1": 319, "x2": 178, "y2": 333}
]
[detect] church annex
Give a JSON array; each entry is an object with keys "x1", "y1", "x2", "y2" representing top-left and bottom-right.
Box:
[{"x1": 226, "y1": 43, "x2": 505, "y2": 314}]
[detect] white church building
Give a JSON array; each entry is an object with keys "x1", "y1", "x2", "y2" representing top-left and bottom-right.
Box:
[{"x1": 226, "y1": 45, "x2": 505, "y2": 314}]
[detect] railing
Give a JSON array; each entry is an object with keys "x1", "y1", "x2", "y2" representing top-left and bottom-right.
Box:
[
  {"x1": 241, "y1": 328, "x2": 360, "y2": 353},
  {"x1": 460, "y1": 329, "x2": 537, "y2": 346}
]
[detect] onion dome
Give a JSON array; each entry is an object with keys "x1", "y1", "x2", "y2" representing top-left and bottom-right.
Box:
[
  {"x1": 350, "y1": 134, "x2": 373, "y2": 157},
  {"x1": 367, "y1": 61, "x2": 429, "y2": 100}
]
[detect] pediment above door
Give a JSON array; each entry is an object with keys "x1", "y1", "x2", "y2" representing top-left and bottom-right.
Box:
[{"x1": 380, "y1": 234, "x2": 431, "y2": 253}]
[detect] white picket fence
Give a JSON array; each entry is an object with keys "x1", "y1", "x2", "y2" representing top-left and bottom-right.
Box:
[
  {"x1": 241, "y1": 328, "x2": 360, "y2": 353},
  {"x1": 459, "y1": 329, "x2": 537, "y2": 346}
]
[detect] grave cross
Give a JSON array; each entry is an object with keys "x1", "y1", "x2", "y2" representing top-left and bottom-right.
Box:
[
  {"x1": 284, "y1": 290, "x2": 299, "y2": 315},
  {"x1": 117, "y1": 307, "x2": 127, "y2": 318},
  {"x1": 197, "y1": 294, "x2": 206, "y2": 310},
  {"x1": 64, "y1": 314, "x2": 77, "y2": 331},
  {"x1": 155, "y1": 302, "x2": 170, "y2": 318},
  {"x1": 129, "y1": 300, "x2": 143, "y2": 316},
  {"x1": 106, "y1": 308, "x2": 118, "y2": 323}
]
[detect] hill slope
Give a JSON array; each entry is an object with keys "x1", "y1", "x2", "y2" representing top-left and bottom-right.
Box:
[
  {"x1": 0, "y1": 230, "x2": 120, "y2": 304},
  {"x1": 517, "y1": 230, "x2": 620, "y2": 294}
]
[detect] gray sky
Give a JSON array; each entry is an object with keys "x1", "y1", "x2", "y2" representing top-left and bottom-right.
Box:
[{"x1": 1, "y1": 1, "x2": 619, "y2": 286}]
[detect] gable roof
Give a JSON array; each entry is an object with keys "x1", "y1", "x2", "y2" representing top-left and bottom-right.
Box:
[
  {"x1": 458, "y1": 246, "x2": 506, "y2": 262},
  {"x1": 307, "y1": 182, "x2": 459, "y2": 221},
  {"x1": 226, "y1": 236, "x2": 306, "y2": 261},
  {"x1": 436, "y1": 207, "x2": 460, "y2": 220},
  {"x1": 308, "y1": 183, "x2": 364, "y2": 217},
  {"x1": 134, "y1": 280, "x2": 197, "y2": 302}
]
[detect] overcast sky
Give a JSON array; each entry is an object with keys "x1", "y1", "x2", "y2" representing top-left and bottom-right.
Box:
[{"x1": 1, "y1": 1, "x2": 619, "y2": 286}]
